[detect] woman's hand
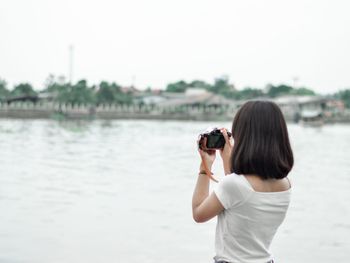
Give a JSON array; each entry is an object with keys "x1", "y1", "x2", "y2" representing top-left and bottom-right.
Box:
[
  {"x1": 197, "y1": 137, "x2": 216, "y2": 172},
  {"x1": 219, "y1": 128, "x2": 233, "y2": 175}
]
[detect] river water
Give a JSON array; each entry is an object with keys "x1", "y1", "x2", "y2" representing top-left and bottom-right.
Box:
[{"x1": 0, "y1": 119, "x2": 349, "y2": 263}]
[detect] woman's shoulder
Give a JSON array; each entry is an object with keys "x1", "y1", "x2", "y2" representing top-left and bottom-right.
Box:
[
  {"x1": 219, "y1": 173, "x2": 251, "y2": 187},
  {"x1": 220, "y1": 173, "x2": 292, "y2": 195},
  {"x1": 216, "y1": 173, "x2": 254, "y2": 196},
  {"x1": 214, "y1": 173, "x2": 254, "y2": 209},
  {"x1": 243, "y1": 175, "x2": 292, "y2": 194}
]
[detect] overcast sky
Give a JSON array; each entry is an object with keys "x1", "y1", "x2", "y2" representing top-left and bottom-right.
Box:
[{"x1": 1, "y1": 0, "x2": 349, "y2": 93}]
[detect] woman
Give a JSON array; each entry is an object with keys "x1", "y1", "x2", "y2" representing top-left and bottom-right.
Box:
[{"x1": 192, "y1": 100, "x2": 293, "y2": 263}]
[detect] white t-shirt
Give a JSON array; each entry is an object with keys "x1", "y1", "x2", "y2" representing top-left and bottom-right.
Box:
[{"x1": 213, "y1": 173, "x2": 291, "y2": 263}]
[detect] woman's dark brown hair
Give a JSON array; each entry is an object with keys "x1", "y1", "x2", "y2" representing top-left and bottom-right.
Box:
[{"x1": 230, "y1": 100, "x2": 293, "y2": 180}]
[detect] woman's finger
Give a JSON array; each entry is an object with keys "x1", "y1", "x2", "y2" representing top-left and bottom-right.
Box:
[
  {"x1": 220, "y1": 128, "x2": 229, "y2": 144},
  {"x1": 197, "y1": 135, "x2": 201, "y2": 146},
  {"x1": 198, "y1": 138, "x2": 207, "y2": 154},
  {"x1": 197, "y1": 135, "x2": 204, "y2": 150},
  {"x1": 207, "y1": 149, "x2": 216, "y2": 155},
  {"x1": 229, "y1": 136, "x2": 234, "y2": 146},
  {"x1": 203, "y1": 137, "x2": 207, "y2": 146}
]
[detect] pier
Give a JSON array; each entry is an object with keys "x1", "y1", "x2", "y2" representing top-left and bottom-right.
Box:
[{"x1": 1, "y1": 101, "x2": 349, "y2": 123}]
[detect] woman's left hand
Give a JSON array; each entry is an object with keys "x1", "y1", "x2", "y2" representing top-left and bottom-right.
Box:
[
  {"x1": 197, "y1": 137, "x2": 216, "y2": 171},
  {"x1": 219, "y1": 128, "x2": 233, "y2": 174}
]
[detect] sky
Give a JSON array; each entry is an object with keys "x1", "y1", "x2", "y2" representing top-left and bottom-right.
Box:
[{"x1": 0, "y1": 0, "x2": 349, "y2": 93}]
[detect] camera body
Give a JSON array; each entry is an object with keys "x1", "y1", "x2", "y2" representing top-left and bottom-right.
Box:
[{"x1": 198, "y1": 127, "x2": 232, "y2": 150}]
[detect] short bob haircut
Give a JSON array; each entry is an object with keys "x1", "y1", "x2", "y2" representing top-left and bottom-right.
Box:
[{"x1": 230, "y1": 100, "x2": 293, "y2": 180}]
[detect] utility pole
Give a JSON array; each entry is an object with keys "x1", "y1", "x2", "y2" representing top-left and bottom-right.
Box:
[{"x1": 69, "y1": 45, "x2": 74, "y2": 84}]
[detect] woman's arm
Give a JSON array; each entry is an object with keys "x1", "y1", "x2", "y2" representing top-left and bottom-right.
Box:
[
  {"x1": 192, "y1": 146, "x2": 224, "y2": 223},
  {"x1": 192, "y1": 174, "x2": 224, "y2": 222}
]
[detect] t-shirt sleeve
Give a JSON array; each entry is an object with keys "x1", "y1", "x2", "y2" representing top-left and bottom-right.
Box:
[{"x1": 214, "y1": 174, "x2": 251, "y2": 209}]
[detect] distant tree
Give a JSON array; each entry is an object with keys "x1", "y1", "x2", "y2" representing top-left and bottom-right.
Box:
[
  {"x1": 67, "y1": 80, "x2": 95, "y2": 104},
  {"x1": 165, "y1": 80, "x2": 189, "y2": 93},
  {"x1": 210, "y1": 76, "x2": 236, "y2": 98},
  {"x1": 235, "y1": 87, "x2": 264, "y2": 100},
  {"x1": 0, "y1": 79, "x2": 10, "y2": 100},
  {"x1": 11, "y1": 83, "x2": 37, "y2": 97},
  {"x1": 96, "y1": 81, "x2": 122, "y2": 104},
  {"x1": 334, "y1": 89, "x2": 350, "y2": 108},
  {"x1": 44, "y1": 75, "x2": 68, "y2": 93},
  {"x1": 266, "y1": 84, "x2": 293, "y2": 97},
  {"x1": 165, "y1": 77, "x2": 237, "y2": 97},
  {"x1": 43, "y1": 75, "x2": 70, "y2": 103},
  {"x1": 46, "y1": 79, "x2": 95, "y2": 105},
  {"x1": 115, "y1": 92, "x2": 133, "y2": 105},
  {"x1": 292, "y1": 87, "x2": 316, "y2": 96},
  {"x1": 189, "y1": 80, "x2": 211, "y2": 90},
  {"x1": 211, "y1": 76, "x2": 229, "y2": 93},
  {"x1": 43, "y1": 76, "x2": 132, "y2": 105}
]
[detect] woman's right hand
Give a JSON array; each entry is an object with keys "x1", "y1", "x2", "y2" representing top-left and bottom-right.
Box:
[{"x1": 219, "y1": 128, "x2": 233, "y2": 175}]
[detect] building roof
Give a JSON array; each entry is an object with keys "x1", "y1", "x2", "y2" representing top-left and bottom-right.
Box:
[
  {"x1": 156, "y1": 90, "x2": 234, "y2": 107},
  {"x1": 273, "y1": 95, "x2": 326, "y2": 105}
]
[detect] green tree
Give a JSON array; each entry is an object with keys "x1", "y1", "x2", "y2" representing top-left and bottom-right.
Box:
[
  {"x1": 115, "y1": 92, "x2": 133, "y2": 105},
  {"x1": 210, "y1": 76, "x2": 236, "y2": 98},
  {"x1": 266, "y1": 84, "x2": 293, "y2": 97},
  {"x1": 335, "y1": 89, "x2": 350, "y2": 108},
  {"x1": 45, "y1": 80, "x2": 69, "y2": 95},
  {"x1": 189, "y1": 80, "x2": 211, "y2": 90},
  {"x1": 43, "y1": 74, "x2": 75, "y2": 104},
  {"x1": 11, "y1": 83, "x2": 37, "y2": 97},
  {"x1": 235, "y1": 87, "x2": 264, "y2": 100},
  {"x1": 46, "y1": 79, "x2": 95, "y2": 105},
  {"x1": 96, "y1": 81, "x2": 122, "y2": 104},
  {"x1": 292, "y1": 87, "x2": 316, "y2": 96},
  {"x1": 165, "y1": 80, "x2": 189, "y2": 93},
  {"x1": 67, "y1": 80, "x2": 95, "y2": 104}
]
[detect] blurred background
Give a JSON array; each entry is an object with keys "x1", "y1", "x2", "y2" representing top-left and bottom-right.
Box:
[{"x1": 0, "y1": 0, "x2": 349, "y2": 262}]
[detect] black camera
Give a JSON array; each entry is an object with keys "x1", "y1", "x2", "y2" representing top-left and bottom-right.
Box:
[{"x1": 198, "y1": 127, "x2": 232, "y2": 150}]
